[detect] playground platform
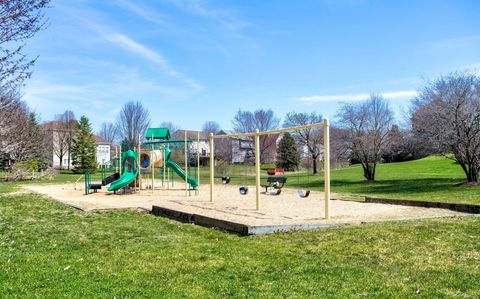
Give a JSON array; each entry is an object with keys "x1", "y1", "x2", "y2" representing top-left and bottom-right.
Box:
[{"x1": 24, "y1": 183, "x2": 470, "y2": 235}]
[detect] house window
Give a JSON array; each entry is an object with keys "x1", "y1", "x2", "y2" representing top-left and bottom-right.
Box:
[
  {"x1": 202, "y1": 149, "x2": 206, "y2": 155},
  {"x1": 64, "y1": 158, "x2": 68, "y2": 165}
]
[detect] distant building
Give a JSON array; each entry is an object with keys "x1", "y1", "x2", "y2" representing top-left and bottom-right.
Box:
[
  {"x1": 172, "y1": 130, "x2": 210, "y2": 166},
  {"x1": 94, "y1": 136, "x2": 111, "y2": 167},
  {"x1": 41, "y1": 121, "x2": 111, "y2": 169}
]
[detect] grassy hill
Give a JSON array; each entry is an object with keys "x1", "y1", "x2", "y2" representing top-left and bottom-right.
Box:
[
  {"x1": 222, "y1": 156, "x2": 480, "y2": 205},
  {"x1": 326, "y1": 156, "x2": 480, "y2": 204}
]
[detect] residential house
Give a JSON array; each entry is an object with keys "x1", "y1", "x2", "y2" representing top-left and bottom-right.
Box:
[
  {"x1": 41, "y1": 121, "x2": 111, "y2": 169},
  {"x1": 172, "y1": 130, "x2": 210, "y2": 166}
]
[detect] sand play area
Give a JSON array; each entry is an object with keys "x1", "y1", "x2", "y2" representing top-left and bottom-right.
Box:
[{"x1": 24, "y1": 183, "x2": 468, "y2": 230}]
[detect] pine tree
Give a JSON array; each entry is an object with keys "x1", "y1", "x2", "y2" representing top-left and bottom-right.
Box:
[
  {"x1": 120, "y1": 138, "x2": 130, "y2": 152},
  {"x1": 276, "y1": 132, "x2": 299, "y2": 171},
  {"x1": 71, "y1": 116, "x2": 97, "y2": 173}
]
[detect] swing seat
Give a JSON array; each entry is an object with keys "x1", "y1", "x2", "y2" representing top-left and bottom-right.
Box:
[
  {"x1": 297, "y1": 190, "x2": 310, "y2": 198},
  {"x1": 239, "y1": 186, "x2": 248, "y2": 195},
  {"x1": 268, "y1": 187, "x2": 282, "y2": 196},
  {"x1": 222, "y1": 176, "x2": 231, "y2": 184}
]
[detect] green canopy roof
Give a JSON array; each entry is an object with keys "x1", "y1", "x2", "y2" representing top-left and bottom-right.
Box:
[{"x1": 145, "y1": 128, "x2": 170, "y2": 140}]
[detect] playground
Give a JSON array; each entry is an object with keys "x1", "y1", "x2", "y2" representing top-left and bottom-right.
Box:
[
  {"x1": 24, "y1": 122, "x2": 471, "y2": 234},
  {"x1": 25, "y1": 182, "x2": 466, "y2": 228}
]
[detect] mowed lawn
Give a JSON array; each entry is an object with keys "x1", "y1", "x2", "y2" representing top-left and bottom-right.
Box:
[
  {"x1": 1, "y1": 190, "x2": 479, "y2": 297},
  {"x1": 208, "y1": 156, "x2": 480, "y2": 205},
  {"x1": 328, "y1": 156, "x2": 480, "y2": 204}
]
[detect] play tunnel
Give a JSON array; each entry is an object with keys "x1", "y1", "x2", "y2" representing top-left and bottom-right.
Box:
[{"x1": 140, "y1": 150, "x2": 164, "y2": 168}]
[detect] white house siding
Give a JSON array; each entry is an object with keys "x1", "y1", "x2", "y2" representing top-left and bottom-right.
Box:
[{"x1": 96, "y1": 144, "x2": 111, "y2": 167}]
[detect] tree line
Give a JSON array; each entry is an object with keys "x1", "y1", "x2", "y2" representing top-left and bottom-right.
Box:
[{"x1": 1, "y1": 2, "x2": 479, "y2": 184}]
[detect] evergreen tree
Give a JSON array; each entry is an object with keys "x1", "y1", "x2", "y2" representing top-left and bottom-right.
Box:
[
  {"x1": 71, "y1": 116, "x2": 97, "y2": 173},
  {"x1": 120, "y1": 138, "x2": 130, "y2": 152},
  {"x1": 276, "y1": 132, "x2": 299, "y2": 171}
]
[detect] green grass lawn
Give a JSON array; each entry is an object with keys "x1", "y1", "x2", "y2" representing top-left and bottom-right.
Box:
[
  {"x1": 1, "y1": 190, "x2": 479, "y2": 297},
  {"x1": 204, "y1": 156, "x2": 480, "y2": 205},
  {"x1": 0, "y1": 169, "x2": 115, "y2": 194}
]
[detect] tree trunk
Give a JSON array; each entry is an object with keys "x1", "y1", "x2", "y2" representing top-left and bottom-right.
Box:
[
  {"x1": 362, "y1": 163, "x2": 375, "y2": 182},
  {"x1": 465, "y1": 163, "x2": 478, "y2": 183},
  {"x1": 67, "y1": 145, "x2": 71, "y2": 170},
  {"x1": 312, "y1": 155, "x2": 318, "y2": 174},
  {"x1": 59, "y1": 153, "x2": 63, "y2": 170}
]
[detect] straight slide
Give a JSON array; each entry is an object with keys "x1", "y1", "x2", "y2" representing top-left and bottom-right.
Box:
[{"x1": 165, "y1": 159, "x2": 199, "y2": 188}]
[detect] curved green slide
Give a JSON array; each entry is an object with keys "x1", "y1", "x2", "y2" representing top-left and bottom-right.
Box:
[
  {"x1": 108, "y1": 150, "x2": 139, "y2": 192},
  {"x1": 164, "y1": 148, "x2": 199, "y2": 189}
]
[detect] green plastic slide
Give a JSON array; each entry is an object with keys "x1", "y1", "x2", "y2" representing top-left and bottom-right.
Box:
[
  {"x1": 165, "y1": 159, "x2": 199, "y2": 188},
  {"x1": 108, "y1": 150, "x2": 139, "y2": 192}
]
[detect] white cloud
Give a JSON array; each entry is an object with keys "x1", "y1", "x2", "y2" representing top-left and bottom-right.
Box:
[
  {"x1": 297, "y1": 90, "x2": 418, "y2": 102},
  {"x1": 87, "y1": 24, "x2": 204, "y2": 91},
  {"x1": 106, "y1": 32, "x2": 169, "y2": 66},
  {"x1": 114, "y1": 0, "x2": 166, "y2": 25},
  {"x1": 433, "y1": 35, "x2": 480, "y2": 50},
  {"x1": 167, "y1": 0, "x2": 249, "y2": 31}
]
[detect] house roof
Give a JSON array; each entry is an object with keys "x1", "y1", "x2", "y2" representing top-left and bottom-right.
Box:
[
  {"x1": 172, "y1": 130, "x2": 208, "y2": 140},
  {"x1": 93, "y1": 135, "x2": 110, "y2": 144},
  {"x1": 146, "y1": 128, "x2": 170, "y2": 140}
]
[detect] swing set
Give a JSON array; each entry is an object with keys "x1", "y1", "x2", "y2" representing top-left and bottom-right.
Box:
[{"x1": 208, "y1": 119, "x2": 331, "y2": 220}]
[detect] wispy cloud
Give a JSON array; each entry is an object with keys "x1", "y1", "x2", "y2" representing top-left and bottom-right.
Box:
[
  {"x1": 86, "y1": 23, "x2": 204, "y2": 91},
  {"x1": 433, "y1": 35, "x2": 480, "y2": 50},
  {"x1": 166, "y1": 0, "x2": 250, "y2": 33},
  {"x1": 297, "y1": 90, "x2": 417, "y2": 102},
  {"x1": 114, "y1": 0, "x2": 166, "y2": 24}
]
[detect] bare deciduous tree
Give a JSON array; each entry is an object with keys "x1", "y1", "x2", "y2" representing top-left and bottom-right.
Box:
[
  {"x1": 159, "y1": 121, "x2": 180, "y2": 135},
  {"x1": 0, "y1": 96, "x2": 46, "y2": 166},
  {"x1": 411, "y1": 72, "x2": 480, "y2": 183},
  {"x1": 59, "y1": 110, "x2": 77, "y2": 170},
  {"x1": 117, "y1": 101, "x2": 151, "y2": 149},
  {"x1": 329, "y1": 126, "x2": 352, "y2": 168},
  {"x1": 202, "y1": 121, "x2": 221, "y2": 136},
  {"x1": 0, "y1": 0, "x2": 50, "y2": 95},
  {"x1": 283, "y1": 112, "x2": 323, "y2": 174},
  {"x1": 49, "y1": 113, "x2": 70, "y2": 169},
  {"x1": 232, "y1": 109, "x2": 280, "y2": 163},
  {"x1": 337, "y1": 94, "x2": 394, "y2": 182},
  {"x1": 98, "y1": 122, "x2": 118, "y2": 144}
]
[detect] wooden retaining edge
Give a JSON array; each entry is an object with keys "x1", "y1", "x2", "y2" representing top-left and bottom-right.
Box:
[
  {"x1": 365, "y1": 197, "x2": 480, "y2": 214},
  {"x1": 151, "y1": 205, "x2": 338, "y2": 235}
]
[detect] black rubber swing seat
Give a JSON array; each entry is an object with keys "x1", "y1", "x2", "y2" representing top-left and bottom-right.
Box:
[
  {"x1": 239, "y1": 186, "x2": 248, "y2": 195},
  {"x1": 222, "y1": 176, "x2": 231, "y2": 184},
  {"x1": 297, "y1": 190, "x2": 311, "y2": 198}
]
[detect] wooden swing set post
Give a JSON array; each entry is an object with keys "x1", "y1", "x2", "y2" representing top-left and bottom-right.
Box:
[
  {"x1": 162, "y1": 145, "x2": 166, "y2": 190},
  {"x1": 184, "y1": 130, "x2": 188, "y2": 197},
  {"x1": 254, "y1": 129, "x2": 261, "y2": 211},
  {"x1": 138, "y1": 134, "x2": 141, "y2": 193},
  {"x1": 209, "y1": 133, "x2": 214, "y2": 202},
  {"x1": 323, "y1": 118, "x2": 331, "y2": 220},
  {"x1": 209, "y1": 121, "x2": 331, "y2": 219},
  {"x1": 118, "y1": 145, "x2": 122, "y2": 175},
  {"x1": 197, "y1": 131, "x2": 200, "y2": 187},
  {"x1": 151, "y1": 134, "x2": 154, "y2": 192}
]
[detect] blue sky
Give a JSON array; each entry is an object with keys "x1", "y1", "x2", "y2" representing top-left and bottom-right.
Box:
[{"x1": 24, "y1": 0, "x2": 480, "y2": 131}]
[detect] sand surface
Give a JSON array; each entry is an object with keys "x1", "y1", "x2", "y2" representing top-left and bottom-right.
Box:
[{"x1": 23, "y1": 182, "x2": 468, "y2": 227}]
